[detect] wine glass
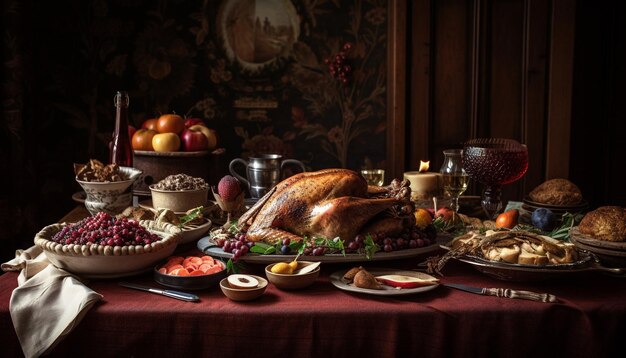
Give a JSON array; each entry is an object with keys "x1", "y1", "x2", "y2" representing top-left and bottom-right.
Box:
[
  {"x1": 439, "y1": 149, "x2": 468, "y2": 213},
  {"x1": 361, "y1": 169, "x2": 385, "y2": 186},
  {"x1": 462, "y1": 138, "x2": 528, "y2": 219}
]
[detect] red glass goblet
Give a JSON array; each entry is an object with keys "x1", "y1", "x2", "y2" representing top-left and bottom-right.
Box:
[{"x1": 462, "y1": 138, "x2": 528, "y2": 219}]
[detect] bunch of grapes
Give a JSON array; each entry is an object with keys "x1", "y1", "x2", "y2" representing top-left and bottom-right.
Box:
[
  {"x1": 368, "y1": 225, "x2": 437, "y2": 253},
  {"x1": 214, "y1": 233, "x2": 251, "y2": 261},
  {"x1": 50, "y1": 212, "x2": 161, "y2": 246},
  {"x1": 325, "y1": 42, "x2": 353, "y2": 84}
]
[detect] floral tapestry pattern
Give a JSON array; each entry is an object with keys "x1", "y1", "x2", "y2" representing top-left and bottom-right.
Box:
[{"x1": 0, "y1": 0, "x2": 389, "y2": 255}]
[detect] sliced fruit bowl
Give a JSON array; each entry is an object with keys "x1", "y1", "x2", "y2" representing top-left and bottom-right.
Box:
[{"x1": 154, "y1": 254, "x2": 227, "y2": 290}]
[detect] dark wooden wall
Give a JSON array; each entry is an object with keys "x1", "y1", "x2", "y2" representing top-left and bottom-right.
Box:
[{"x1": 388, "y1": 0, "x2": 625, "y2": 207}]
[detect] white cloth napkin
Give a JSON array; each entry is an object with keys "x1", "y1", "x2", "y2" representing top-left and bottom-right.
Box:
[{"x1": 2, "y1": 247, "x2": 103, "y2": 358}]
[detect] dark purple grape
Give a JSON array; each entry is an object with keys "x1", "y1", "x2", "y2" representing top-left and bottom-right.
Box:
[
  {"x1": 280, "y1": 245, "x2": 291, "y2": 254},
  {"x1": 383, "y1": 244, "x2": 393, "y2": 252}
]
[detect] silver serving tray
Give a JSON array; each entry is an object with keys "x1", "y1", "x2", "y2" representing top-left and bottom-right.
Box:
[
  {"x1": 441, "y1": 245, "x2": 625, "y2": 281},
  {"x1": 198, "y1": 235, "x2": 448, "y2": 264}
]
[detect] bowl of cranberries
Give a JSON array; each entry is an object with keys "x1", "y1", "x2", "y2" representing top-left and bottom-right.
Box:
[{"x1": 34, "y1": 212, "x2": 182, "y2": 278}]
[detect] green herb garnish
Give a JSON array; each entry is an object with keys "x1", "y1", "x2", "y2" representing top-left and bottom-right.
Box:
[
  {"x1": 178, "y1": 206, "x2": 203, "y2": 227},
  {"x1": 250, "y1": 242, "x2": 276, "y2": 255},
  {"x1": 363, "y1": 234, "x2": 380, "y2": 259},
  {"x1": 549, "y1": 212, "x2": 584, "y2": 241}
]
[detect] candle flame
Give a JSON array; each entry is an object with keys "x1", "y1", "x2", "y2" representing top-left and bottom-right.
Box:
[{"x1": 418, "y1": 160, "x2": 430, "y2": 172}]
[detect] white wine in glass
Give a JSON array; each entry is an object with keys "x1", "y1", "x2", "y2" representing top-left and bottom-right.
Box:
[
  {"x1": 440, "y1": 149, "x2": 468, "y2": 213},
  {"x1": 361, "y1": 169, "x2": 385, "y2": 186},
  {"x1": 442, "y1": 173, "x2": 469, "y2": 198}
]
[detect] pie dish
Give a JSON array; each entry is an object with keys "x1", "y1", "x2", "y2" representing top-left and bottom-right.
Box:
[{"x1": 34, "y1": 220, "x2": 181, "y2": 278}]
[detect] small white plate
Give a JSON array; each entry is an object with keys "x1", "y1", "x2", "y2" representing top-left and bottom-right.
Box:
[
  {"x1": 329, "y1": 268, "x2": 439, "y2": 296},
  {"x1": 72, "y1": 191, "x2": 86, "y2": 204}
]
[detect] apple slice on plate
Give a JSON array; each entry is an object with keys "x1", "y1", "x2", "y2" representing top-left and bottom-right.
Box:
[{"x1": 376, "y1": 274, "x2": 439, "y2": 289}]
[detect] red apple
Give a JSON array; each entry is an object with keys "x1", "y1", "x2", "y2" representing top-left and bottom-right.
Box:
[
  {"x1": 184, "y1": 118, "x2": 204, "y2": 128},
  {"x1": 128, "y1": 125, "x2": 136, "y2": 140},
  {"x1": 141, "y1": 118, "x2": 158, "y2": 130},
  {"x1": 181, "y1": 127, "x2": 209, "y2": 151},
  {"x1": 436, "y1": 207, "x2": 454, "y2": 222},
  {"x1": 188, "y1": 124, "x2": 218, "y2": 150}
]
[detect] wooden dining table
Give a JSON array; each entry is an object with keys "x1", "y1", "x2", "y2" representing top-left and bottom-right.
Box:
[{"x1": 1, "y1": 206, "x2": 625, "y2": 357}]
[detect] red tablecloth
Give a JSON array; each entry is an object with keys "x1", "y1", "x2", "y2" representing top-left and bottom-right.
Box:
[{"x1": 1, "y1": 257, "x2": 625, "y2": 358}]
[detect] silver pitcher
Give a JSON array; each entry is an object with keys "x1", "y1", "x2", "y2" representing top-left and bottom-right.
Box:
[{"x1": 229, "y1": 154, "x2": 305, "y2": 198}]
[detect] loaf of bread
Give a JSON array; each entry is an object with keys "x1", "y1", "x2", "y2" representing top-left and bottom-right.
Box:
[
  {"x1": 578, "y1": 206, "x2": 626, "y2": 242},
  {"x1": 528, "y1": 178, "x2": 582, "y2": 206}
]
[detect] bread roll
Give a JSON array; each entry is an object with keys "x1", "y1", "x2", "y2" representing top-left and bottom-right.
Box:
[
  {"x1": 528, "y1": 178, "x2": 582, "y2": 206},
  {"x1": 578, "y1": 206, "x2": 626, "y2": 242}
]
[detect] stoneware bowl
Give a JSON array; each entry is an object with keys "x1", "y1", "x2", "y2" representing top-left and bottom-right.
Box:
[
  {"x1": 154, "y1": 258, "x2": 227, "y2": 291},
  {"x1": 219, "y1": 275, "x2": 268, "y2": 301},
  {"x1": 34, "y1": 220, "x2": 181, "y2": 279},
  {"x1": 76, "y1": 166, "x2": 142, "y2": 216},
  {"x1": 149, "y1": 186, "x2": 209, "y2": 213},
  {"x1": 264, "y1": 261, "x2": 321, "y2": 290}
]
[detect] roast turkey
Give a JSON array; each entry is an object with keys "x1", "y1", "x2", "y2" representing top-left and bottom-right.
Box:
[{"x1": 237, "y1": 168, "x2": 414, "y2": 244}]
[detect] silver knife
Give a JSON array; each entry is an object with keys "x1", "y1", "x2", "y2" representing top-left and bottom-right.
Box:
[
  {"x1": 443, "y1": 283, "x2": 558, "y2": 303},
  {"x1": 119, "y1": 282, "x2": 200, "y2": 302}
]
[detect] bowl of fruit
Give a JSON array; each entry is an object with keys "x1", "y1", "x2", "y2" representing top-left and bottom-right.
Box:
[
  {"x1": 34, "y1": 212, "x2": 181, "y2": 278},
  {"x1": 154, "y1": 253, "x2": 227, "y2": 290},
  {"x1": 264, "y1": 260, "x2": 321, "y2": 290}
]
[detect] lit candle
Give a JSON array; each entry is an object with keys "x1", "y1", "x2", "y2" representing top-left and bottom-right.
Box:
[{"x1": 403, "y1": 161, "x2": 442, "y2": 201}]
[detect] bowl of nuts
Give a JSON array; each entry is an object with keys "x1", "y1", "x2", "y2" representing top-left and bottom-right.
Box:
[
  {"x1": 34, "y1": 212, "x2": 181, "y2": 278},
  {"x1": 75, "y1": 159, "x2": 142, "y2": 216},
  {"x1": 149, "y1": 174, "x2": 209, "y2": 213}
]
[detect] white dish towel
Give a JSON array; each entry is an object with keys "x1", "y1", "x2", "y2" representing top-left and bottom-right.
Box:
[{"x1": 2, "y1": 246, "x2": 103, "y2": 358}]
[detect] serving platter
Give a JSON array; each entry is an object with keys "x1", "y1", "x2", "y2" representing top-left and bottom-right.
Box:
[
  {"x1": 446, "y1": 249, "x2": 624, "y2": 281},
  {"x1": 329, "y1": 268, "x2": 439, "y2": 296},
  {"x1": 139, "y1": 199, "x2": 216, "y2": 215},
  {"x1": 179, "y1": 219, "x2": 212, "y2": 244},
  {"x1": 522, "y1": 196, "x2": 589, "y2": 213},
  {"x1": 198, "y1": 235, "x2": 447, "y2": 264},
  {"x1": 569, "y1": 227, "x2": 626, "y2": 251}
]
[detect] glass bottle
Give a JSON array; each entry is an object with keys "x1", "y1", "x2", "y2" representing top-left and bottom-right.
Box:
[
  {"x1": 440, "y1": 149, "x2": 469, "y2": 213},
  {"x1": 110, "y1": 91, "x2": 133, "y2": 166}
]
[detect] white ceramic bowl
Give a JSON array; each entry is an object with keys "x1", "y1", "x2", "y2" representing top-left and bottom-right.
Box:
[
  {"x1": 219, "y1": 275, "x2": 268, "y2": 301},
  {"x1": 34, "y1": 220, "x2": 181, "y2": 278},
  {"x1": 76, "y1": 166, "x2": 142, "y2": 216},
  {"x1": 149, "y1": 186, "x2": 209, "y2": 213}
]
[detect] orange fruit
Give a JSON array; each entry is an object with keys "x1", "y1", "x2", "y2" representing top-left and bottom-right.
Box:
[
  {"x1": 495, "y1": 209, "x2": 519, "y2": 229},
  {"x1": 131, "y1": 129, "x2": 157, "y2": 151},
  {"x1": 414, "y1": 208, "x2": 433, "y2": 229},
  {"x1": 156, "y1": 114, "x2": 185, "y2": 134}
]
